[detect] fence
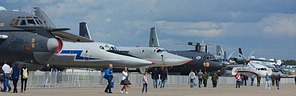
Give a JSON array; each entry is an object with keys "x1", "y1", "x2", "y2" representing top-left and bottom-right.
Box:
[{"x1": 19, "y1": 71, "x2": 296, "y2": 89}]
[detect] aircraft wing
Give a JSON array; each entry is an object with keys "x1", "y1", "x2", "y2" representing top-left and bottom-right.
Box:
[
  {"x1": 225, "y1": 64, "x2": 248, "y2": 68},
  {"x1": 53, "y1": 31, "x2": 94, "y2": 42},
  {"x1": 250, "y1": 58, "x2": 275, "y2": 62}
]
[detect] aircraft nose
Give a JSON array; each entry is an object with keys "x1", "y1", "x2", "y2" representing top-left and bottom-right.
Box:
[
  {"x1": 47, "y1": 38, "x2": 59, "y2": 52},
  {"x1": 164, "y1": 54, "x2": 192, "y2": 66}
]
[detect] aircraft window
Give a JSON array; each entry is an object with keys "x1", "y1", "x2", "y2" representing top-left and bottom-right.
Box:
[
  {"x1": 99, "y1": 46, "x2": 104, "y2": 50},
  {"x1": 14, "y1": 19, "x2": 20, "y2": 25},
  {"x1": 20, "y1": 20, "x2": 27, "y2": 25},
  {"x1": 38, "y1": 20, "x2": 43, "y2": 24},
  {"x1": 156, "y1": 49, "x2": 163, "y2": 53},
  {"x1": 10, "y1": 19, "x2": 15, "y2": 25},
  {"x1": 27, "y1": 19, "x2": 36, "y2": 26},
  {"x1": 35, "y1": 19, "x2": 40, "y2": 25}
]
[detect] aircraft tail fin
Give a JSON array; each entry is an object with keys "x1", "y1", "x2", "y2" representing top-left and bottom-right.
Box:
[
  {"x1": 216, "y1": 45, "x2": 224, "y2": 56},
  {"x1": 238, "y1": 48, "x2": 243, "y2": 57},
  {"x1": 149, "y1": 27, "x2": 160, "y2": 47},
  {"x1": 79, "y1": 22, "x2": 92, "y2": 39},
  {"x1": 33, "y1": 7, "x2": 56, "y2": 28}
]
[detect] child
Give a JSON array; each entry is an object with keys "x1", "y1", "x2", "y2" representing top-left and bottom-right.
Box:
[{"x1": 142, "y1": 72, "x2": 148, "y2": 94}]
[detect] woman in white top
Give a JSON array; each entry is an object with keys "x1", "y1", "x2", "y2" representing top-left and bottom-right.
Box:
[{"x1": 120, "y1": 67, "x2": 130, "y2": 94}]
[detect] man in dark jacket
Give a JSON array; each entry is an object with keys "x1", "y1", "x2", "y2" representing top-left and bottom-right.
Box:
[
  {"x1": 151, "y1": 68, "x2": 159, "y2": 88},
  {"x1": 160, "y1": 67, "x2": 168, "y2": 88},
  {"x1": 11, "y1": 63, "x2": 20, "y2": 93}
]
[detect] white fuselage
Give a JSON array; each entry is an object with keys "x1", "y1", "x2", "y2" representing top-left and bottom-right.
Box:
[
  {"x1": 48, "y1": 42, "x2": 153, "y2": 68},
  {"x1": 231, "y1": 61, "x2": 272, "y2": 77},
  {"x1": 116, "y1": 47, "x2": 192, "y2": 67}
]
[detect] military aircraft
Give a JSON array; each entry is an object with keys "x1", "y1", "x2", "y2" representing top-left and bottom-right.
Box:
[
  {"x1": 148, "y1": 27, "x2": 223, "y2": 75},
  {"x1": 32, "y1": 7, "x2": 154, "y2": 69},
  {"x1": 78, "y1": 22, "x2": 192, "y2": 73},
  {"x1": 0, "y1": 6, "x2": 60, "y2": 65}
]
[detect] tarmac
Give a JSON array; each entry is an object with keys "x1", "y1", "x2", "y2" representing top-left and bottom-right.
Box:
[{"x1": 1, "y1": 84, "x2": 295, "y2": 96}]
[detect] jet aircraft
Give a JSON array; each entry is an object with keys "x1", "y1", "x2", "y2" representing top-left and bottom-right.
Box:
[
  {"x1": 0, "y1": 6, "x2": 60, "y2": 65},
  {"x1": 79, "y1": 22, "x2": 192, "y2": 73},
  {"x1": 32, "y1": 7, "x2": 154, "y2": 69},
  {"x1": 148, "y1": 27, "x2": 223, "y2": 75}
]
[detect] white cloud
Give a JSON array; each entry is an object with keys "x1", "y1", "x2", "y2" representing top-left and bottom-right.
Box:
[
  {"x1": 153, "y1": 21, "x2": 225, "y2": 37},
  {"x1": 105, "y1": 18, "x2": 112, "y2": 24},
  {"x1": 261, "y1": 13, "x2": 296, "y2": 36},
  {"x1": 33, "y1": 0, "x2": 56, "y2": 4}
]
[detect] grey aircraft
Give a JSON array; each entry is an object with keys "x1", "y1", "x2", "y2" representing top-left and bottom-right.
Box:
[
  {"x1": 79, "y1": 22, "x2": 192, "y2": 73},
  {"x1": 0, "y1": 7, "x2": 60, "y2": 65},
  {"x1": 33, "y1": 7, "x2": 154, "y2": 69},
  {"x1": 149, "y1": 27, "x2": 223, "y2": 75}
]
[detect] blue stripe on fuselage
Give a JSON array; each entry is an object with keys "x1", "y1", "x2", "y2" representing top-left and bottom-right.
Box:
[{"x1": 60, "y1": 50, "x2": 96, "y2": 60}]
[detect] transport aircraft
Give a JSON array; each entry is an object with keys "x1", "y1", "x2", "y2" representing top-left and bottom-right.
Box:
[{"x1": 0, "y1": 6, "x2": 60, "y2": 65}]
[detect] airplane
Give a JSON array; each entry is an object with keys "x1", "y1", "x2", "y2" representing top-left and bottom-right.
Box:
[
  {"x1": 32, "y1": 7, "x2": 154, "y2": 69},
  {"x1": 231, "y1": 61, "x2": 273, "y2": 77},
  {"x1": 0, "y1": 6, "x2": 60, "y2": 65},
  {"x1": 79, "y1": 23, "x2": 192, "y2": 73},
  {"x1": 148, "y1": 27, "x2": 223, "y2": 75}
]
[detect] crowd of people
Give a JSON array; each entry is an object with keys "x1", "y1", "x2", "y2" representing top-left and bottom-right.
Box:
[
  {"x1": 188, "y1": 69, "x2": 219, "y2": 88},
  {"x1": 103, "y1": 64, "x2": 169, "y2": 94},
  {"x1": 234, "y1": 72, "x2": 282, "y2": 90},
  {"x1": 1, "y1": 62, "x2": 295, "y2": 94},
  {"x1": 0, "y1": 62, "x2": 29, "y2": 93}
]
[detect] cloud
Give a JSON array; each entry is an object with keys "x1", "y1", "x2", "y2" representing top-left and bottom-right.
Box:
[
  {"x1": 153, "y1": 21, "x2": 225, "y2": 37},
  {"x1": 261, "y1": 13, "x2": 296, "y2": 36}
]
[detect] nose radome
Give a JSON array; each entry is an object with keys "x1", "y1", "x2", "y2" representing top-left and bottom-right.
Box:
[
  {"x1": 165, "y1": 55, "x2": 192, "y2": 66},
  {"x1": 47, "y1": 38, "x2": 59, "y2": 52}
]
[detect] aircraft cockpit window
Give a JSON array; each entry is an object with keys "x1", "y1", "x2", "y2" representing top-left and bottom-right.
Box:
[
  {"x1": 99, "y1": 46, "x2": 104, "y2": 50},
  {"x1": 27, "y1": 19, "x2": 35, "y2": 26},
  {"x1": 156, "y1": 49, "x2": 163, "y2": 53},
  {"x1": 110, "y1": 47, "x2": 117, "y2": 50},
  {"x1": 12, "y1": 17, "x2": 44, "y2": 26},
  {"x1": 20, "y1": 20, "x2": 27, "y2": 25}
]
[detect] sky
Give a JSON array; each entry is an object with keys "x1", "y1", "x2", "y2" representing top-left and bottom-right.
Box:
[{"x1": 1, "y1": 0, "x2": 296, "y2": 60}]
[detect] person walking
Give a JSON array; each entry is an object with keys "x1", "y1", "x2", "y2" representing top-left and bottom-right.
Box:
[
  {"x1": 142, "y1": 72, "x2": 148, "y2": 94},
  {"x1": 160, "y1": 67, "x2": 167, "y2": 88},
  {"x1": 203, "y1": 71, "x2": 209, "y2": 87},
  {"x1": 120, "y1": 67, "x2": 131, "y2": 94},
  {"x1": 271, "y1": 74, "x2": 275, "y2": 86},
  {"x1": 250, "y1": 73, "x2": 255, "y2": 86},
  {"x1": 197, "y1": 69, "x2": 204, "y2": 88},
  {"x1": 235, "y1": 73, "x2": 242, "y2": 88},
  {"x1": 20, "y1": 64, "x2": 29, "y2": 92},
  {"x1": 188, "y1": 70, "x2": 196, "y2": 88},
  {"x1": 265, "y1": 73, "x2": 271, "y2": 89},
  {"x1": 151, "y1": 68, "x2": 159, "y2": 89},
  {"x1": 275, "y1": 74, "x2": 281, "y2": 90},
  {"x1": 294, "y1": 76, "x2": 296, "y2": 85},
  {"x1": 243, "y1": 74, "x2": 248, "y2": 86},
  {"x1": 211, "y1": 72, "x2": 219, "y2": 88},
  {"x1": 257, "y1": 75, "x2": 261, "y2": 87},
  {"x1": 2, "y1": 62, "x2": 11, "y2": 92},
  {"x1": 42, "y1": 64, "x2": 51, "y2": 87},
  {"x1": 11, "y1": 63, "x2": 20, "y2": 93},
  {"x1": 104, "y1": 64, "x2": 113, "y2": 93}
]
